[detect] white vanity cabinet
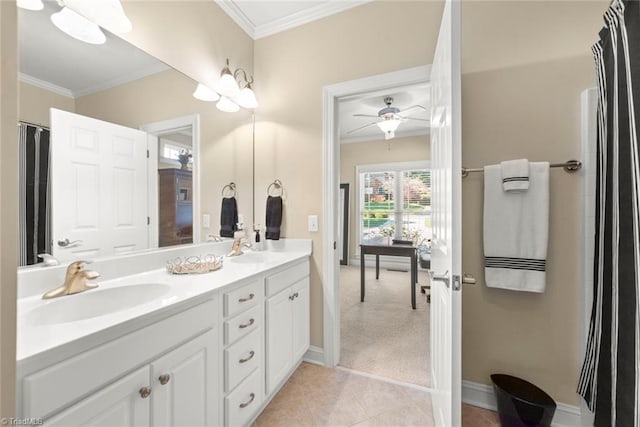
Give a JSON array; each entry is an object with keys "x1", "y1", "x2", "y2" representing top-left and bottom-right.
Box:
[
  {"x1": 221, "y1": 278, "x2": 264, "y2": 426},
  {"x1": 20, "y1": 299, "x2": 219, "y2": 427},
  {"x1": 265, "y1": 260, "x2": 310, "y2": 395}
]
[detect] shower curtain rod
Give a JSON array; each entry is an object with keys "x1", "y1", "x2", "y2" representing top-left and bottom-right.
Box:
[
  {"x1": 19, "y1": 120, "x2": 49, "y2": 130},
  {"x1": 461, "y1": 159, "x2": 582, "y2": 177}
]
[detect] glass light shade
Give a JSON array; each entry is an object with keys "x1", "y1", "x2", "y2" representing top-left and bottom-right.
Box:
[
  {"x1": 216, "y1": 72, "x2": 240, "y2": 98},
  {"x1": 192, "y1": 83, "x2": 220, "y2": 102},
  {"x1": 236, "y1": 86, "x2": 258, "y2": 109},
  {"x1": 51, "y1": 7, "x2": 106, "y2": 45},
  {"x1": 61, "y1": 0, "x2": 132, "y2": 33},
  {"x1": 216, "y1": 96, "x2": 240, "y2": 113},
  {"x1": 17, "y1": 0, "x2": 44, "y2": 10},
  {"x1": 376, "y1": 118, "x2": 401, "y2": 133}
]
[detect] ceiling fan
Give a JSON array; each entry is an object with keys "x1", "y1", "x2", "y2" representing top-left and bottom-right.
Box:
[{"x1": 347, "y1": 96, "x2": 429, "y2": 140}]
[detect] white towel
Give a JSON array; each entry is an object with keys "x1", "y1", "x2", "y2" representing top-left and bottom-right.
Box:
[
  {"x1": 483, "y1": 162, "x2": 549, "y2": 292},
  {"x1": 501, "y1": 159, "x2": 530, "y2": 192}
]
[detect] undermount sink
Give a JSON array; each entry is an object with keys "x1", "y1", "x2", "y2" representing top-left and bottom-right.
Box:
[
  {"x1": 26, "y1": 283, "x2": 172, "y2": 325},
  {"x1": 227, "y1": 251, "x2": 284, "y2": 264}
]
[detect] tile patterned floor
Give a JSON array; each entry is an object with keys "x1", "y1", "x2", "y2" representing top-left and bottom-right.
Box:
[{"x1": 255, "y1": 363, "x2": 500, "y2": 427}]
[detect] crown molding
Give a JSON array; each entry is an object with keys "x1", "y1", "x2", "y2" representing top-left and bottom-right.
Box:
[
  {"x1": 19, "y1": 73, "x2": 74, "y2": 98},
  {"x1": 215, "y1": 0, "x2": 373, "y2": 40}
]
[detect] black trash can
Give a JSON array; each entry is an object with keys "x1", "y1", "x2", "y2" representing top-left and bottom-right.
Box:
[{"x1": 491, "y1": 374, "x2": 556, "y2": 427}]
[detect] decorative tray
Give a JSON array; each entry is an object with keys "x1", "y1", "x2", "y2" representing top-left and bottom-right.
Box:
[{"x1": 166, "y1": 254, "x2": 224, "y2": 274}]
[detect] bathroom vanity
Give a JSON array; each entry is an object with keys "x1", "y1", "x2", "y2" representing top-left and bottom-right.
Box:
[{"x1": 15, "y1": 239, "x2": 312, "y2": 426}]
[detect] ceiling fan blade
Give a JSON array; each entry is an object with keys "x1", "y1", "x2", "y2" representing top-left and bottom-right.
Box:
[
  {"x1": 398, "y1": 104, "x2": 427, "y2": 114},
  {"x1": 353, "y1": 114, "x2": 380, "y2": 118},
  {"x1": 402, "y1": 116, "x2": 430, "y2": 122},
  {"x1": 346, "y1": 122, "x2": 377, "y2": 134}
]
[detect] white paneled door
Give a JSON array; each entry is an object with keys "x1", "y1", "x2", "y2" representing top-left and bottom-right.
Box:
[
  {"x1": 429, "y1": 0, "x2": 462, "y2": 426},
  {"x1": 50, "y1": 109, "x2": 149, "y2": 261}
]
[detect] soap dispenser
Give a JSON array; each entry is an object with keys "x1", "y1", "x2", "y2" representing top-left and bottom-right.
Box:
[{"x1": 253, "y1": 224, "x2": 263, "y2": 251}]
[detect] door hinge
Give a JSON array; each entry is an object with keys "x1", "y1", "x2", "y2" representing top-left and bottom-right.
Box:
[
  {"x1": 147, "y1": 216, "x2": 150, "y2": 225},
  {"x1": 333, "y1": 241, "x2": 337, "y2": 250},
  {"x1": 146, "y1": 149, "x2": 150, "y2": 158},
  {"x1": 452, "y1": 275, "x2": 461, "y2": 291}
]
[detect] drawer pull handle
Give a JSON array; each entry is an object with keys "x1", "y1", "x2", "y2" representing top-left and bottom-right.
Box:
[
  {"x1": 239, "y1": 392, "x2": 256, "y2": 409},
  {"x1": 239, "y1": 350, "x2": 255, "y2": 364},
  {"x1": 238, "y1": 293, "x2": 255, "y2": 303},
  {"x1": 159, "y1": 374, "x2": 171, "y2": 385},
  {"x1": 239, "y1": 318, "x2": 255, "y2": 329},
  {"x1": 139, "y1": 386, "x2": 152, "y2": 399}
]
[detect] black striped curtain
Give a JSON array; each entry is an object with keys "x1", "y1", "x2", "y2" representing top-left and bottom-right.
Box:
[
  {"x1": 578, "y1": 0, "x2": 640, "y2": 425},
  {"x1": 18, "y1": 122, "x2": 51, "y2": 266}
]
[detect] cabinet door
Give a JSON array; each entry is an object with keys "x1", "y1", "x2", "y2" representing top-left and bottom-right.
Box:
[
  {"x1": 151, "y1": 329, "x2": 218, "y2": 427},
  {"x1": 266, "y1": 289, "x2": 293, "y2": 395},
  {"x1": 44, "y1": 366, "x2": 150, "y2": 427},
  {"x1": 292, "y1": 278, "x2": 310, "y2": 362}
]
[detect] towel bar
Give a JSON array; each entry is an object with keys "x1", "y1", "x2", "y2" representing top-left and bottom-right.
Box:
[{"x1": 462, "y1": 159, "x2": 582, "y2": 178}]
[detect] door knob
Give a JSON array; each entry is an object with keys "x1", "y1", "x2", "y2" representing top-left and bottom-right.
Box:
[
  {"x1": 57, "y1": 238, "x2": 82, "y2": 248},
  {"x1": 430, "y1": 270, "x2": 450, "y2": 288}
]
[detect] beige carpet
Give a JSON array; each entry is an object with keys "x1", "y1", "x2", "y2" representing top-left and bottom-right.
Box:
[{"x1": 339, "y1": 265, "x2": 432, "y2": 387}]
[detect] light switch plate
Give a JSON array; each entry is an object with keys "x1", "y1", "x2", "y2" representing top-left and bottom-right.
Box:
[
  {"x1": 308, "y1": 215, "x2": 318, "y2": 232},
  {"x1": 203, "y1": 213, "x2": 211, "y2": 229}
]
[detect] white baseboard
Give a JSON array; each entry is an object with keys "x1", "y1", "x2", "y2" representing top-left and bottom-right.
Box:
[
  {"x1": 303, "y1": 345, "x2": 325, "y2": 366},
  {"x1": 462, "y1": 380, "x2": 582, "y2": 427}
]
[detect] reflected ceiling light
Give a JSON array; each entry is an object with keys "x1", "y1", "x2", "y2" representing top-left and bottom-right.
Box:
[
  {"x1": 193, "y1": 83, "x2": 220, "y2": 102},
  {"x1": 51, "y1": 7, "x2": 106, "y2": 45},
  {"x1": 377, "y1": 118, "x2": 401, "y2": 140},
  {"x1": 60, "y1": 0, "x2": 132, "y2": 34},
  {"x1": 216, "y1": 96, "x2": 240, "y2": 113},
  {"x1": 17, "y1": 0, "x2": 44, "y2": 10}
]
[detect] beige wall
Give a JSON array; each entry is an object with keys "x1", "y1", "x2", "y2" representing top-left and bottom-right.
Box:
[
  {"x1": 1, "y1": 1, "x2": 18, "y2": 420},
  {"x1": 18, "y1": 82, "x2": 75, "y2": 126},
  {"x1": 461, "y1": 54, "x2": 594, "y2": 406},
  {"x1": 254, "y1": 0, "x2": 444, "y2": 349},
  {"x1": 340, "y1": 135, "x2": 430, "y2": 259}
]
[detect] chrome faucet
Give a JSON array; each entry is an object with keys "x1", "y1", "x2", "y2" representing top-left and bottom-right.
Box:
[
  {"x1": 227, "y1": 225, "x2": 251, "y2": 257},
  {"x1": 42, "y1": 260, "x2": 100, "y2": 299}
]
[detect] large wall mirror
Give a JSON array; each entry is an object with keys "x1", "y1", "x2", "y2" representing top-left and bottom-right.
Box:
[{"x1": 17, "y1": 2, "x2": 214, "y2": 266}]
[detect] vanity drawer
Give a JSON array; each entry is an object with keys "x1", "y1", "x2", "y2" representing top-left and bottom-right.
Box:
[
  {"x1": 225, "y1": 304, "x2": 261, "y2": 345},
  {"x1": 266, "y1": 259, "x2": 309, "y2": 297},
  {"x1": 225, "y1": 369, "x2": 263, "y2": 427},
  {"x1": 225, "y1": 329, "x2": 261, "y2": 393},
  {"x1": 224, "y1": 279, "x2": 262, "y2": 318}
]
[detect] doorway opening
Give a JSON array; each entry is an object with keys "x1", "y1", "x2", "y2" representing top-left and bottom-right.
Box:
[
  {"x1": 322, "y1": 66, "x2": 432, "y2": 388},
  {"x1": 141, "y1": 114, "x2": 201, "y2": 248}
]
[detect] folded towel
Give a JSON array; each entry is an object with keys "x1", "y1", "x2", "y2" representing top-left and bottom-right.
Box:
[
  {"x1": 501, "y1": 159, "x2": 530, "y2": 192},
  {"x1": 265, "y1": 196, "x2": 283, "y2": 240},
  {"x1": 220, "y1": 197, "x2": 238, "y2": 238},
  {"x1": 483, "y1": 162, "x2": 549, "y2": 292}
]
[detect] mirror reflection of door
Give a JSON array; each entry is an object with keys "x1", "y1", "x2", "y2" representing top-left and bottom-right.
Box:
[{"x1": 157, "y1": 128, "x2": 194, "y2": 247}]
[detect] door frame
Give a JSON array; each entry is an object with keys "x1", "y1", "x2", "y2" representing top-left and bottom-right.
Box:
[
  {"x1": 322, "y1": 65, "x2": 431, "y2": 366},
  {"x1": 141, "y1": 114, "x2": 201, "y2": 246}
]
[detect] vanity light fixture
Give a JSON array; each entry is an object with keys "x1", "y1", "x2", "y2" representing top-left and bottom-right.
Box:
[
  {"x1": 193, "y1": 83, "x2": 220, "y2": 102},
  {"x1": 192, "y1": 58, "x2": 259, "y2": 111},
  {"x1": 17, "y1": 0, "x2": 44, "y2": 11},
  {"x1": 377, "y1": 117, "x2": 401, "y2": 140},
  {"x1": 216, "y1": 96, "x2": 241, "y2": 113},
  {"x1": 58, "y1": 0, "x2": 132, "y2": 34},
  {"x1": 51, "y1": 7, "x2": 107, "y2": 45}
]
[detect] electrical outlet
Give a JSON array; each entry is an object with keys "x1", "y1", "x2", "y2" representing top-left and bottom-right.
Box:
[
  {"x1": 308, "y1": 215, "x2": 318, "y2": 232},
  {"x1": 203, "y1": 213, "x2": 211, "y2": 229}
]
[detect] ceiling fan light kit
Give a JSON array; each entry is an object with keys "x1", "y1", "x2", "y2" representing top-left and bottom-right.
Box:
[{"x1": 347, "y1": 96, "x2": 428, "y2": 140}]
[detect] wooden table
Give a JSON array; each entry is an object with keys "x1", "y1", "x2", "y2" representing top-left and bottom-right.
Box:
[{"x1": 360, "y1": 243, "x2": 418, "y2": 309}]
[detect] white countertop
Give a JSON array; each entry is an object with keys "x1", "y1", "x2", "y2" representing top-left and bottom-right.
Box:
[{"x1": 16, "y1": 239, "x2": 311, "y2": 363}]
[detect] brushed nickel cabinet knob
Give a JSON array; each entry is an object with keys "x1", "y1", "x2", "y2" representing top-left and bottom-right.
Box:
[
  {"x1": 159, "y1": 374, "x2": 171, "y2": 385},
  {"x1": 139, "y1": 386, "x2": 152, "y2": 398}
]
